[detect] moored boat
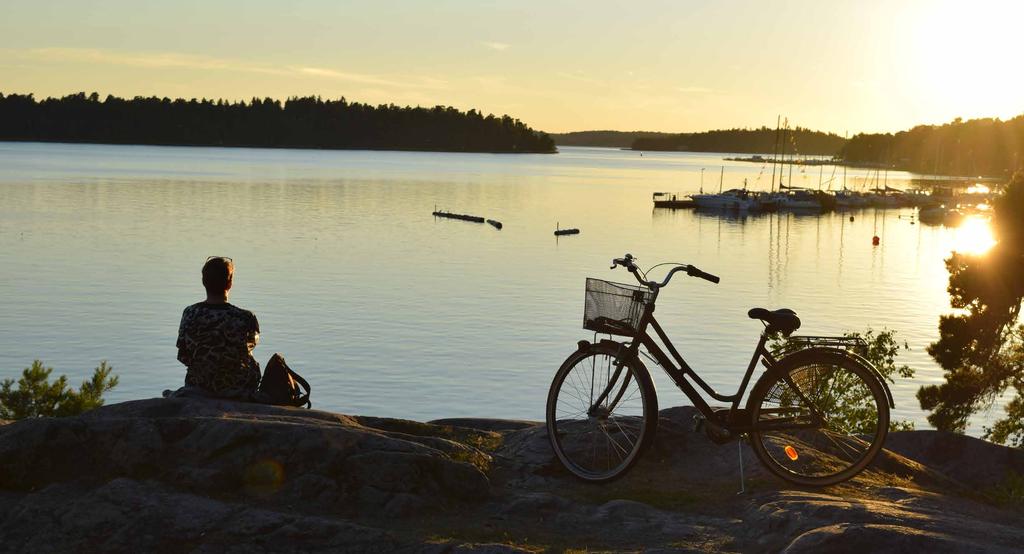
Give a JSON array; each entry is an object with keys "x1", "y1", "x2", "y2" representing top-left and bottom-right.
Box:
[{"x1": 689, "y1": 188, "x2": 758, "y2": 211}]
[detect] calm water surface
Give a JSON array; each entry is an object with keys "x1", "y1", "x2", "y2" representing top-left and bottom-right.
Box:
[{"x1": 0, "y1": 143, "x2": 997, "y2": 431}]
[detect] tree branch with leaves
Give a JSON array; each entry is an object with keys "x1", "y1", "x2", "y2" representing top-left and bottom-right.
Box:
[
  {"x1": 919, "y1": 172, "x2": 1024, "y2": 446},
  {"x1": 0, "y1": 360, "x2": 119, "y2": 420}
]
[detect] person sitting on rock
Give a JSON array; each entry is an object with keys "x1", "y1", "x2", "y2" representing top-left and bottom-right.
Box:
[{"x1": 173, "y1": 256, "x2": 263, "y2": 399}]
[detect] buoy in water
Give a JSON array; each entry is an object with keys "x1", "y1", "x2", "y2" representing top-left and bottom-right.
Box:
[{"x1": 872, "y1": 235, "x2": 880, "y2": 246}]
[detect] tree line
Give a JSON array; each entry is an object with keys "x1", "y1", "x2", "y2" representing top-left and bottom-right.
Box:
[
  {"x1": 0, "y1": 92, "x2": 556, "y2": 154},
  {"x1": 630, "y1": 126, "x2": 847, "y2": 156},
  {"x1": 550, "y1": 130, "x2": 675, "y2": 148},
  {"x1": 842, "y1": 116, "x2": 1024, "y2": 177}
]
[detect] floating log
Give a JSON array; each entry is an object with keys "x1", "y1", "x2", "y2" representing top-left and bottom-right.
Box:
[
  {"x1": 432, "y1": 210, "x2": 485, "y2": 223},
  {"x1": 486, "y1": 219, "x2": 503, "y2": 230}
]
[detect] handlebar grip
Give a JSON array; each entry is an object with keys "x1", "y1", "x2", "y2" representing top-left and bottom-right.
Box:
[{"x1": 687, "y1": 265, "x2": 720, "y2": 284}]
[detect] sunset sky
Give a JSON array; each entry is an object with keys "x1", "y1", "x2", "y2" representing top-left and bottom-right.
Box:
[{"x1": 2, "y1": 0, "x2": 1021, "y2": 134}]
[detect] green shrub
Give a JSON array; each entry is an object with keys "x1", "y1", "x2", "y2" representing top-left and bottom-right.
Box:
[
  {"x1": 771, "y1": 328, "x2": 916, "y2": 432},
  {"x1": 0, "y1": 360, "x2": 119, "y2": 420}
]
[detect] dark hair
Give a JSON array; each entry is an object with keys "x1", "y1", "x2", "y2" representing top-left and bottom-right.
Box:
[{"x1": 202, "y1": 257, "x2": 234, "y2": 294}]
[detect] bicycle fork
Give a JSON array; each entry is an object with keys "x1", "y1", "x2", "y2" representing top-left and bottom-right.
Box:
[{"x1": 587, "y1": 343, "x2": 635, "y2": 417}]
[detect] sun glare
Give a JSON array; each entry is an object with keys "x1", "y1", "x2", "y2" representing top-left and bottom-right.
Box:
[
  {"x1": 912, "y1": 2, "x2": 1024, "y2": 120},
  {"x1": 951, "y1": 215, "x2": 996, "y2": 255}
]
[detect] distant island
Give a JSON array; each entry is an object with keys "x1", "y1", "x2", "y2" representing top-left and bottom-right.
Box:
[
  {"x1": 549, "y1": 130, "x2": 675, "y2": 148},
  {"x1": 0, "y1": 92, "x2": 556, "y2": 154},
  {"x1": 558, "y1": 114, "x2": 1024, "y2": 179},
  {"x1": 631, "y1": 126, "x2": 846, "y2": 156}
]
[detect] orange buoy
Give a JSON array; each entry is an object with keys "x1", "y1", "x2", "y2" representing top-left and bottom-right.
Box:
[{"x1": 784, "y1": 445, "x2": 799, "y2": 461}]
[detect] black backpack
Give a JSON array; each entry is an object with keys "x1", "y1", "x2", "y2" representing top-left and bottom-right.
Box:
[{"x1": 258, "y1": 353, "x2": 311, "y2": 408}]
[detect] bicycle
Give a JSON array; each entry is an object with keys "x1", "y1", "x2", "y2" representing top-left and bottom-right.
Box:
[{"x1": 545, "y1": 253, "x2": 893, "y2": 486}]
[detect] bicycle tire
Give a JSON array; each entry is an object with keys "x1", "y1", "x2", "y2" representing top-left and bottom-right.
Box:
[
  {"x1": 546, "y1": 342, "x2": 658, "y2": 483},
  {"x1": 746, "y1": 349, "x2": 889, "y2": 487}
]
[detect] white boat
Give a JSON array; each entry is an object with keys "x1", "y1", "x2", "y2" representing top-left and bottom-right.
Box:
[
  {"x1": 775, "y1": 189, "x2": 825, "y2": 211},
  {"x1": 689, "y1": 188, "x2": 758, "y2": 211}
]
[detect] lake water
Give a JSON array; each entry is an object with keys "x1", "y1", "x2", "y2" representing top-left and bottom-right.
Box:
[{"x1": 0, "y1": 142, "x2": 997, "y2": 431}]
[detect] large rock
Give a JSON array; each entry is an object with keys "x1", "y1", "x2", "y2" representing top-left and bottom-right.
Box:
[
  {"x1": 2, "y1": 399, "x2": 1024, "y2": 552},
  {"x1": 0, "y1": 398, "x2": 491, "y2": 515}
]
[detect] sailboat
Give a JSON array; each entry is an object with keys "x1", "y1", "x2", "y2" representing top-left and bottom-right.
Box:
[
  {"x1": 689, "y1": 167, "x2": 758, "y2": 211},
  {"x1": 776, "y1": 185, "x2": 827, "y2": 211}
]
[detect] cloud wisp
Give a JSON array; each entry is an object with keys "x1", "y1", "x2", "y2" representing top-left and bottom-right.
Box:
[{"x1": 4, "y1": 47, "x2": 448, "y2": 91}]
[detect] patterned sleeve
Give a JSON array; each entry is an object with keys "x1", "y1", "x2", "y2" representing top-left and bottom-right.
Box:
[
  {"x1": 176, "y1": 307, "x2": 192, "y2": 365},
  {"x1": 249, "y1": 312, "x2": 260, "y2": 347}
]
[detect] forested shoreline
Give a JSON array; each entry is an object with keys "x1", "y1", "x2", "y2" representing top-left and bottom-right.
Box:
[
  {"x1": 631, "y1": 126, "x2": 846, "y2": 156},
  {"x1": 841, "y1": 116, "x2": 1024, "y2": 177},
  {"x1": 0, "y1": 92, "x2": 556, "y2": 154},
  {"x1": 550, "y1": 130, "x2": 674, "y2": 148}
]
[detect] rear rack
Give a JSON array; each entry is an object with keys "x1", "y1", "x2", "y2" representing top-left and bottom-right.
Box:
[{"x1": 773, "y1": 335, "x2": 867, "y2": 356}]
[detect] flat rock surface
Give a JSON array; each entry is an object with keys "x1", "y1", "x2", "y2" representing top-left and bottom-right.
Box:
[{"x1": 1, "y1": 398, "x2": 1022, "y2": 552}]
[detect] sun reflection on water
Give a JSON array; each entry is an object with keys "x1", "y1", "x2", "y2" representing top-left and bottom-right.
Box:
[{"x1": 951, "y1": 215, "x2": 996, "y2": 255}]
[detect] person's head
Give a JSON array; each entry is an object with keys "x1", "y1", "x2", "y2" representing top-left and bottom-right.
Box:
[{"x1": 202, "y1": 256, "x2": 234, "y2": 298}]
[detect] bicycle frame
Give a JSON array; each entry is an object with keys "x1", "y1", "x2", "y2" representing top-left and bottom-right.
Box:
[{"x1": 590, "y1": 301, "x2": 822, "y2": 434}]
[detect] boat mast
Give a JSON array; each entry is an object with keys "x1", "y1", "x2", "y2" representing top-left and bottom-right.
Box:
[
  {"x1": 787, "y1": 121, "x2": 794, "y2": 191},
  {"x1": 843, "y1": 131, "x2": 848, "y2": 191},
  {"x1": 780, "y1": 118, "x2": 788, "y2": 189},
  {"x1": 718, "y1": 166, "x2": 724, "y2": 194},
  {"x1": 770, "y1": 115, "x2": 780, "y2": 193}
]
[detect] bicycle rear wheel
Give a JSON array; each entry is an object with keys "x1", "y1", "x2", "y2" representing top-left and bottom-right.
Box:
[
  {"x1": 546, "y1": 342, "x2": 657, "y2": 482},
  {"x1": 747, "y1": 350, "x2": 889, "y2": 487}
]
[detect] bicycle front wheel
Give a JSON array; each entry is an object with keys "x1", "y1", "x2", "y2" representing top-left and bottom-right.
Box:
[
  {"x1": 546, "y1": 342, "x2": 657, "y2": 483},
  {"x1": 747, "y1": 350, "x2": 889, "y2": 487}
]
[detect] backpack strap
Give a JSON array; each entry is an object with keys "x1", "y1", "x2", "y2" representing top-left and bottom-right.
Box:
[{"x1": 287, "y1": 367, "x2": 312, "y2": 408}]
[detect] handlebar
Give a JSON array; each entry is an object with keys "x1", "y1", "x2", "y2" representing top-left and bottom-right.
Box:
[{"x1": 610, "y1": 253, "x2": 720, "y2": 289}]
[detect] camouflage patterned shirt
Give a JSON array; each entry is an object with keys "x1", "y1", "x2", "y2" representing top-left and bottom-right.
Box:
[{"x1": 176, "y1": 302, "x2": 261, "y2": 396}]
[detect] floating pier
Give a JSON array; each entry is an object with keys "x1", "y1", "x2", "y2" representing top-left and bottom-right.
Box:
[
  {"x1": 432, "y1": 210, "x2": 485, "y2": 223},
  {"x1": 652, "y1": 192, "x2": 695, "y2": 209},
  {"x1": 486, "y1": 219, "x2": 503, "y2": 230}
]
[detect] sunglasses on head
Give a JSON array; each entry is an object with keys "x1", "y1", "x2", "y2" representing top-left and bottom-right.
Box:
[{"x1": 206, "y1": 256, "x2": 233, "y2": 263}]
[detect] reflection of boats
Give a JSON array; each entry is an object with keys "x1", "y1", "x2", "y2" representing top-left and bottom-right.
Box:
[
  {"x1": 918, "y1": 205, "x2": 964, "y2": 226},
  {"x1": 690, "y1": 188, "x2": 758, "y2": 211}
]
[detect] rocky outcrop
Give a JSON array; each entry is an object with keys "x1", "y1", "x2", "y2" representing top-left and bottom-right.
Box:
[{"x1": 1, "y1": 399, "x2": 1022, "y2": 553}]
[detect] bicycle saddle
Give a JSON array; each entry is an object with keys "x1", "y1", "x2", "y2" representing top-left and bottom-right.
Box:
[{"x1": 748, "y1": 307, "x2": 801, "y2": 336}]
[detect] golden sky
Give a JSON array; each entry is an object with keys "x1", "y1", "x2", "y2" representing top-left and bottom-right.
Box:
[{"x1": 1, "y1": 0, "x2": 1021, "y2": 134}]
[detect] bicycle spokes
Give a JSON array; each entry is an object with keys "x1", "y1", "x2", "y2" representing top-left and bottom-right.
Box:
[
  {"x1": 751, "y1": 361, "x2": 885, "y2": 483},
  {"x1": 550, "y1": 350, "x2": 650, "y2": 480}
]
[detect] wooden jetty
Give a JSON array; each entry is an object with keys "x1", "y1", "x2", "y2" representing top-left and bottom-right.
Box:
[
  {"x1": 486, "y1": 219, "x2": 503, "y2": 230},
  {"x1": 652, "y1": 192, "x2": 695, "y2": 209},
  {"x1": 432, "y1": 210, "x2": 485, "y2": 223}
]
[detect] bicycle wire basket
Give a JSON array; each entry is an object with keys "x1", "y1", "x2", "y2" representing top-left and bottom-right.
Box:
[{"x1": 583, "y1": 278, "x2": 654, "y2": 336}]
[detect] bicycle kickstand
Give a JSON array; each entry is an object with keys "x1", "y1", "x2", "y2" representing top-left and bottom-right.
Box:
[{"x1": 737, "y1": 435, "x2": 747, "y2": 495}]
